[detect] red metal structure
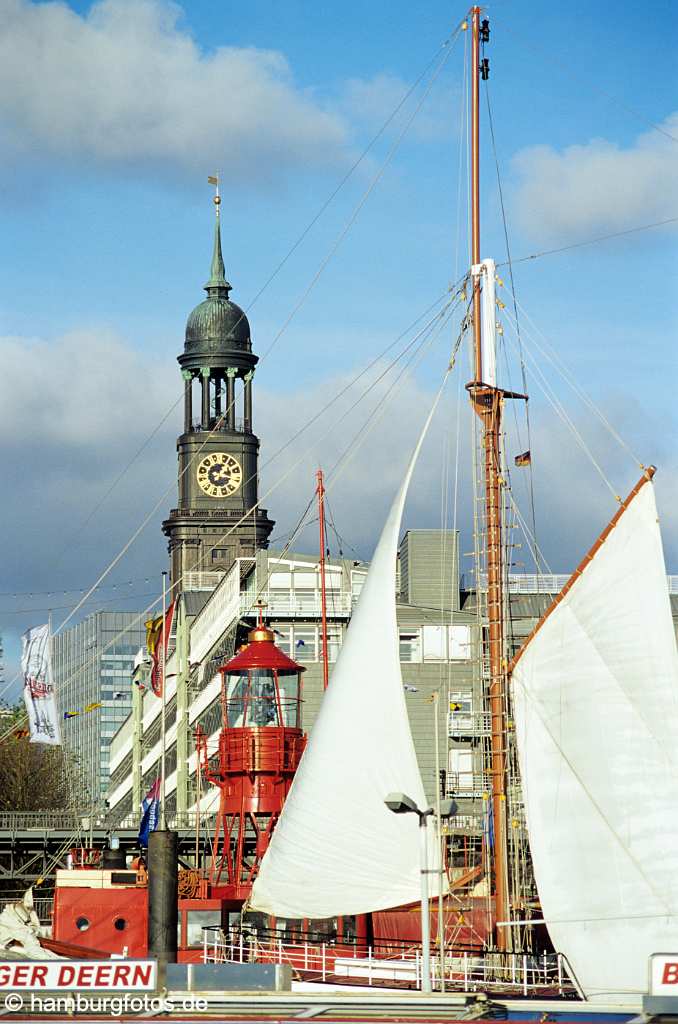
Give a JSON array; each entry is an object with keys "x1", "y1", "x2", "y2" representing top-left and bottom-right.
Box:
[{"x1": 196, "y1": 616, "x2": 306, "y2": 908}]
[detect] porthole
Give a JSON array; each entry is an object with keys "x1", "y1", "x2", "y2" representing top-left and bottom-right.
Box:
[
  {"x1": 76, "y1": 917, "x2": 90, "y2": 932},
  {"x1": 113, "y1": 918, "x2": 127, "y2": 931}
]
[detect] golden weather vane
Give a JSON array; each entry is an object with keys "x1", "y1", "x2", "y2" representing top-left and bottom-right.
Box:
[{"x1": 208, "y1": 174, "x2": 221, "y2": 216}]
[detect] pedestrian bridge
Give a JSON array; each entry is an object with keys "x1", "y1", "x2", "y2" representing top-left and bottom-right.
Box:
[{"x1": 0, "y1": 811, "x2": 213, "y2": 888}]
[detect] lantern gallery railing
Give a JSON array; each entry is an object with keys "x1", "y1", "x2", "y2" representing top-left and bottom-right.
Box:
[{"x1": 201, "y1": 927, "x2": 579, "y2": 996}]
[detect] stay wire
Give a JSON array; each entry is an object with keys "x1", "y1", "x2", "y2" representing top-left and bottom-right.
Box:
[
  {"x1": 503, "y1": 320, "x2": 620, "y2": 502},
  {"x1": 502, "y1": 298, "x2": 644, "y2": 469},
  {"x1": 484, "y1": 80, "x2": 540, "y2": 571},
  {"x1": 248, "y1": 493, "x2": 317, "y2": 614},
  {"x1": 326, "y1": 297, "x2": 463, "y2": 487},
  {"x1": 324, "y1": 496, "x2": 361, "y2": 561},
  {"x1": 259, "y1": 22, "x2": 464, "y2": 365},
  {"x1": 231, "y1": 27, "x2": 464, "y2": 342},
  {"x1": 497, "y1": 216, "x2": 678, "y2": 269},
  {"x1": 492, "y1": 14, "x2": 678, "y2": 147}
]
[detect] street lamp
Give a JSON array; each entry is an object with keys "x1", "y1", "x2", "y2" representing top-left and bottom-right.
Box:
[{"x1": 384, "y1": 792, "x2": 457, "y2": 993}]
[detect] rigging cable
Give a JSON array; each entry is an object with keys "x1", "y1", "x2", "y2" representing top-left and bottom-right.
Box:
[
  {"x1": 497, "y1": 216, "x2": 678, "y2": 268},
  {"x1": 504, "y1": 293, "x2": 645, "y2": 468},
  {"x1": 492, "y1": 15, "x2": 678, "y2": 147},
  {"x1": 502, "y1": 319, "x2": 622, "y2": 503},
  {"x1": 484, "y1": 80, "x2": 541, "y2": 572},
  {"x1": 259, "y1": 21, "x2": 465, "y2": 365},
  {"x1": 326, "y1": 296, "x2": 464, "y2": 488}
]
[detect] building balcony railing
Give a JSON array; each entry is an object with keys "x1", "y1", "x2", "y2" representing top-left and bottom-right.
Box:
[{"x1": 240, "y1": 591, "x2": 353, "y2": 618}]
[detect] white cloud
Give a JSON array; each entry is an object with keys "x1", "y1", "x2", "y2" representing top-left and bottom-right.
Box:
[
  {"x1": 510, "y1": 113, "x2": 678, "y2": 242},
  {"x1": 0, "y1": 329, "x2": 176, "y2": 451},
  {"x1": 0, "y1": 0, "x2": 349, "y2": 181}
]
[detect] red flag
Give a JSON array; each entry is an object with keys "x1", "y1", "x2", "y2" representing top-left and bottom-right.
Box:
[{"x1": 150, "y1": 600, "x2": 175, "y2": 697}]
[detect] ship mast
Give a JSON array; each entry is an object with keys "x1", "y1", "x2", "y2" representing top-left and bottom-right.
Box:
[
  {"x1": 316, "y1": 469, "x2": 330, "y2": 691},
  {"x1": 467, "y1": 5, "x2": 510, "y2": 952}
]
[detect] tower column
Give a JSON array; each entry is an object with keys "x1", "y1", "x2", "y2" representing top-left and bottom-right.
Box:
[
  {"x1": 243, "y1": 371, "x2": 253, "y2": 432},
  {"x1": 200, "y1": 367, "x2": 210, "y2": 429},
  {"x1": 226, "y1": 368, "x2": 236, "y2": 430},
  {"x1": 182, "y1": 371, "x2": 193, "y2": 433},
  {"x1": 214, "y1": 375, "x2": 222, "y2": 421}
]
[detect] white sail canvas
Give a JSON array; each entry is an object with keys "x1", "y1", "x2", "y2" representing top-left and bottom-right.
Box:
[
  {"x1": 511, "y1": 478, "x2": 678, "y2": 1004},
  {"x1": 251, "y1": 394, "x2": 446, "y2": 919}
]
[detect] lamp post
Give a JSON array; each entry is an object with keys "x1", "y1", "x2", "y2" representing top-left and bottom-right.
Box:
[{"x1": 384, "y1": 792, "x2": 457, "y2": 993}]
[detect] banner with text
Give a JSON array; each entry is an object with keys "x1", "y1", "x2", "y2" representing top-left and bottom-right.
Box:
[{"x1": 21, "y1": 624, "x2": 62, "y2": 747}]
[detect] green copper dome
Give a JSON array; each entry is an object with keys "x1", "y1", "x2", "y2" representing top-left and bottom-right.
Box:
[{"x1": 183, "y1": 218, "x2": 251, "y2": 356}]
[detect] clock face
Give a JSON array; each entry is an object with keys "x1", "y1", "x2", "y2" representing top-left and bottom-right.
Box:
[{"x1": 196, "y1": 452, "x2": 242, "y2": 498}]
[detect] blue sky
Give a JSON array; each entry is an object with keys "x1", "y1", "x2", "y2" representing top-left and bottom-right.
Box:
[{"x1": 0, "y1": 0, "x2": 676, "y2": 688}]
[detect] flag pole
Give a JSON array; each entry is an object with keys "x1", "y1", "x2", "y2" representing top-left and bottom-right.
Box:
[{"x1": 160, "y1": 570, "x2": 167, "y2": 829}]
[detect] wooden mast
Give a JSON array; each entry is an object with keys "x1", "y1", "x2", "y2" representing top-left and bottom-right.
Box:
[{"x1": 468, "y1": 5, "x2": 510, "y2": 952}]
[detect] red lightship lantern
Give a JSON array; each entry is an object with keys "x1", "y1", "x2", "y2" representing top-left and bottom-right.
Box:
[{"x1": 196, "y1": 614, "x2": 306, "y2": 909}]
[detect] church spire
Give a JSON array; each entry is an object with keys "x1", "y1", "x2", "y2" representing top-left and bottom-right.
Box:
[{"x1": 205, "y1": 175, "x2": 231, "y2": 295}]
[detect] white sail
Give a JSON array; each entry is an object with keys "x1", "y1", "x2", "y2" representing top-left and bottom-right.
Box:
[
  {"x1": 251, "y1": 391, "x2": 447, "y2": 918},
  {"x1": 511, "y1": 477, "x2": 678, "y2": 1004}
]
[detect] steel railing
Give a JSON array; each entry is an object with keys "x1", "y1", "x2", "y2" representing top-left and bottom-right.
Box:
[{"x1": 201, "y1": 927, "x2": 578, "y2": 996}]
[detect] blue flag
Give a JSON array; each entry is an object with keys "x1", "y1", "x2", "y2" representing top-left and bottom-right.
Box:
[
  {"x1": 484, "y1": 800, "x2": 494, "y2": 851},
  {"x1": 138, "y1": 779, "x2": 161, "y2": 847}
]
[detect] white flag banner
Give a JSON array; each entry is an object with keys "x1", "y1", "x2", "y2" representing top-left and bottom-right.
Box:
[{"x1": 21, "y1": 625, "x2": 62, "y2": 746}]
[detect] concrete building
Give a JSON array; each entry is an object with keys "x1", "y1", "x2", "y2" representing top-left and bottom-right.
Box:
[{"x1": 52, "y1": 611, "x2": 147, "y2": 802}]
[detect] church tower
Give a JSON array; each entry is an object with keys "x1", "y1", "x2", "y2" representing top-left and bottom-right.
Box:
[{"x1": 162, "y1": 193, "x2": 274, "y2": 588}]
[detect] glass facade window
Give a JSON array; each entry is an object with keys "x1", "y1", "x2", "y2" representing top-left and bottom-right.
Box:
[
  {"x1": 422, "y1": 625, "x2": 446, "y2": 661},
  {"x1": 52, "y1": 610, "x2": 146, "y2": 803},
  {"x1": 185, "y1": 910, "x2": 221, "y2": 947},
  {"x1": 293, "y1": 627, "x2": 316, "y2": 662},
  {"x1": 449, "y1": 625, "x2": 472, "y2": 660},
  {"x1": 325, "y1": 626, "x2": 342, "y2": 663},
  {"x1": 272, "y1": 626, "x2": 291, "y2": 655},
  {"x1": 399, "y1": 630, "x2": 422, "y2": 663}
]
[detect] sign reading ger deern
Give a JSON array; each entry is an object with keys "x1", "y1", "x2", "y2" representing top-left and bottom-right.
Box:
[{"x1": 0, "y1": 960, "x2": 157, "y2": 991}]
